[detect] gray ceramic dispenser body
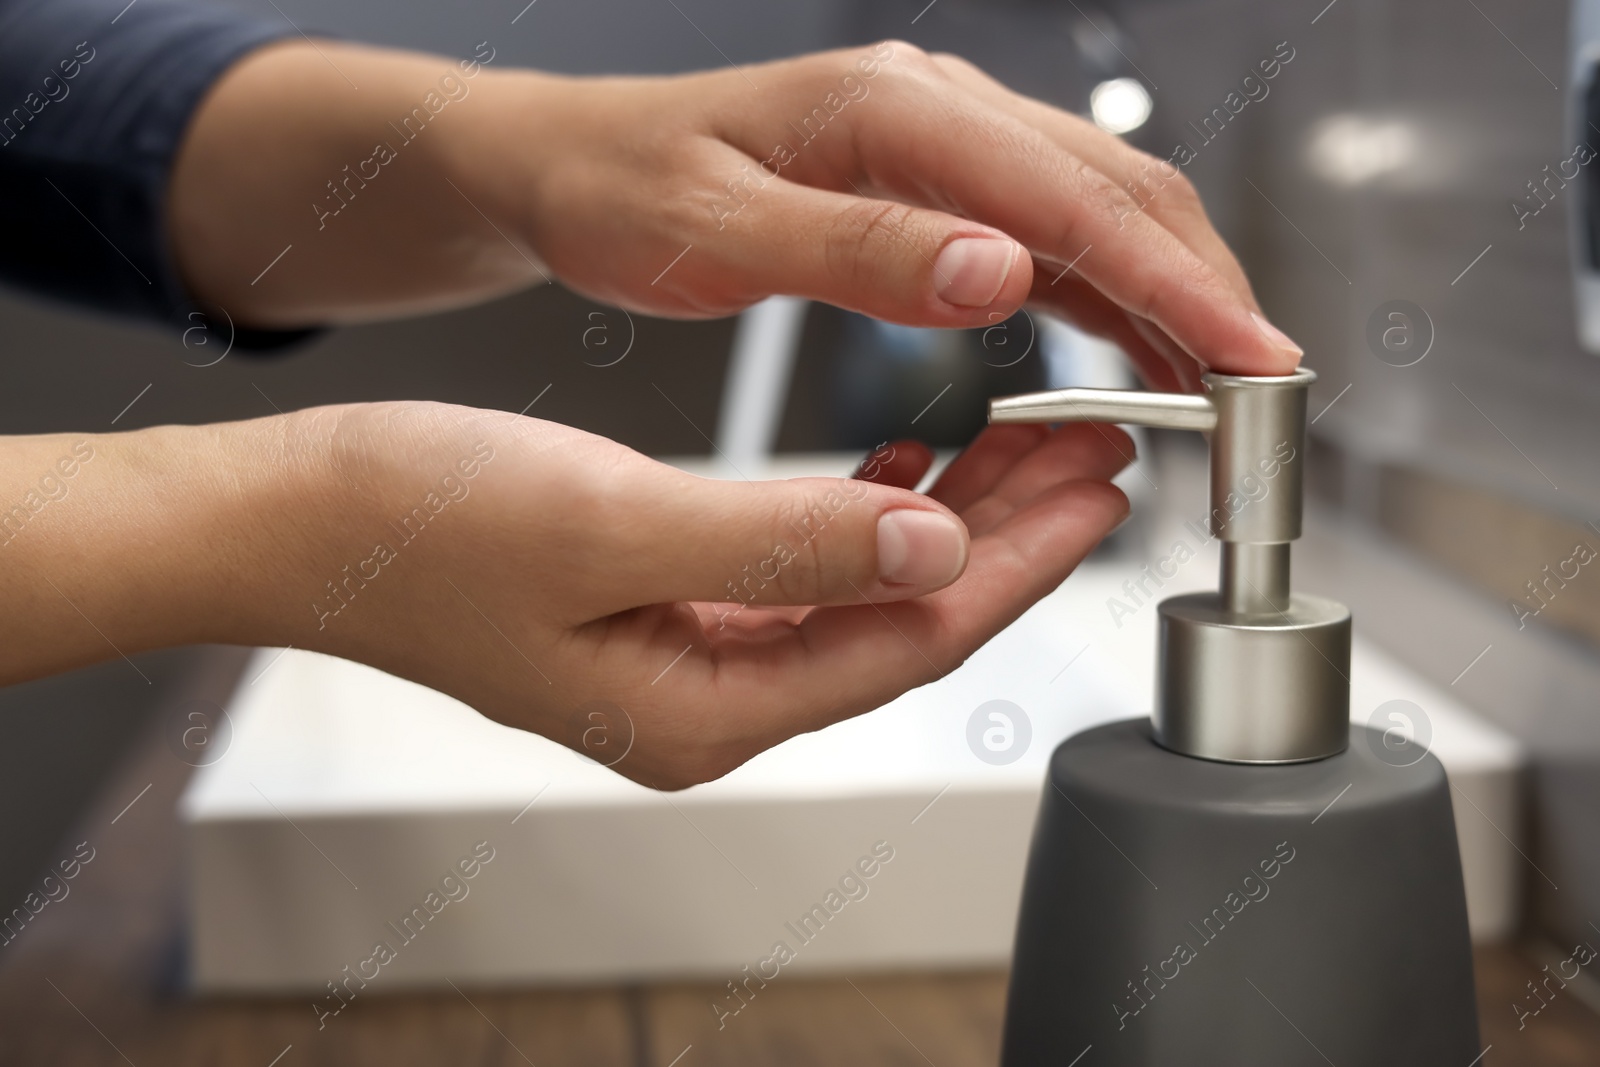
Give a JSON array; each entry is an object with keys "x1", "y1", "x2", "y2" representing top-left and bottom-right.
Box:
[{"x1": 989, "y1": 371, "x2": 1480, "y2": 1065}]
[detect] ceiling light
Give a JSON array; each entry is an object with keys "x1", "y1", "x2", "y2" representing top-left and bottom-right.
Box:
[{"x1": 1090, "y1": 78, "x2": 1152, "y2": 135}]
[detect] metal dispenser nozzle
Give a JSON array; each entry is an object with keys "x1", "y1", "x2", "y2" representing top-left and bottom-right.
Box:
[{"x1": 988, "y1": 368, "x2": 1350, "y2": 764}]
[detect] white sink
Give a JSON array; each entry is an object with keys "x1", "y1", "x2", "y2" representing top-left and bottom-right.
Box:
[{"x1": 181, "y1": 454, "x2": 1524, "y2": 992}]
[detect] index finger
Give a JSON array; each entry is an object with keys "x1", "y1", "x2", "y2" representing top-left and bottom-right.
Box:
[
  {"x1": 759, "y1": 45, "x2": 1303, "y2": 377},
  {"x1": 930, "y1": 51, "x2": 1259, "y2": 311}
]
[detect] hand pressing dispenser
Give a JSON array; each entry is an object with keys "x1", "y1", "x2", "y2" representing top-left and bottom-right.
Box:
[{"x1": 990, "y1": 369, "x2": 1481, "y2": 1066}]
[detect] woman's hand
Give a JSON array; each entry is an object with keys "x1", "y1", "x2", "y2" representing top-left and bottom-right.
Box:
[
  {"x1": 280, "y1": 402, "x2": 1132, "y2": 788},
  {"x1": 0, "y1": 402, "x2": 1129, "y2": 788},
  {"x1": 489, "y1": 42, "x2": 1299, "y2": 392},
  {"x1": 174, "y1": 40, "x2": 1300, "y2": 391}
]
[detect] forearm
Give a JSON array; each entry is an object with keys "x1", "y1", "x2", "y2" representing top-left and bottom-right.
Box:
[
  {"x1": 0, "y1": 417, "x2": 334, "y2": 685},
  {"x1": 169, "y1": 40, "x2": 552, "y2": 328}
]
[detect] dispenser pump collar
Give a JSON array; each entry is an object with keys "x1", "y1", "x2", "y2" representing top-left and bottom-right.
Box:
[{"x1": 987, "y1": 368, "x2": 1351, "y2": 764}]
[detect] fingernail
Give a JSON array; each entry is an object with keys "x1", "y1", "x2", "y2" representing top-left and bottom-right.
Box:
[
  {"x1": 878, "y1": 509, "x2": 967, "y2": 588},
  {"x1": 934, "y1": 237, "x2": 1018, "y2": 308},
  {"x1": 1251, "y1": 312, "x2": 1304, "y2": 362}
]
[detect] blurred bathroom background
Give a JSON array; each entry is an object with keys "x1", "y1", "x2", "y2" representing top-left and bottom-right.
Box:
[{"x1": 3, "y1": 0, "x2": 1598, "y2": 1030}]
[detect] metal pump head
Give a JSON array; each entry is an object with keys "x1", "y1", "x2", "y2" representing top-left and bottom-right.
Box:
[{"x1": 988, "y1": 368, "x2": 1351, "y2": 763}]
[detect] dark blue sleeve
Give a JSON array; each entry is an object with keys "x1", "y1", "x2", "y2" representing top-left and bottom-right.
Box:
[{"x1": 0, "y1": 0, "x2": 312, "y2": 346}]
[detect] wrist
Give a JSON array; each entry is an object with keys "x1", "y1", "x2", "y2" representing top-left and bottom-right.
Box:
[
  {"x1": 157, "y1": 413, "x2": 350, "y2": 651},
  {"x1": 232, "y1": 401, "x2": 515, "y2": 670},
  {"x1": 0, "y1": 414, "x2": 343, "y2": 683},
  {"x1": 440, "y1": 65, "x2": 584, "y2": 259}
]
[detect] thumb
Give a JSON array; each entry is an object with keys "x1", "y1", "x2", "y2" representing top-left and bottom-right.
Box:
[
  {"x1": 614, "y1": 469, "x2": 970, "y2": 610},
  {"x1": 710, "y1": 178, "x2": 1032, "y2": 328}
]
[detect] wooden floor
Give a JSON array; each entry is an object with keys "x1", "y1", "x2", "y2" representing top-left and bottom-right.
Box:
[{"x1": 3, "y1": 649, "x2": 1598, "y2": 1066}]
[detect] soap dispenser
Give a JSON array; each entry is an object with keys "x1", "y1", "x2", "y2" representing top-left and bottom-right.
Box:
[{"x1": 990, "y1": 369, "x2": 1481, "y2": 1066}]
